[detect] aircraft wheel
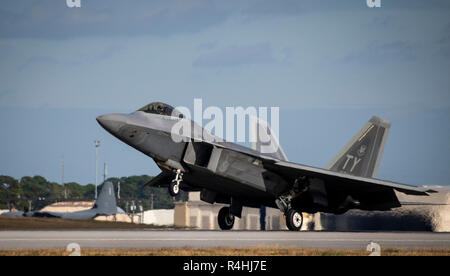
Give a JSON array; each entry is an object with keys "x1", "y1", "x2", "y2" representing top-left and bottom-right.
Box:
[
  {"x1": 286, "y1": 209, "x2": 303, "y2": 231},
  {"x1": 168, "y1": 181, "x2": 180, "y2": 197},
  {"x1": 218, "y1": 207, "x2": 235, "y2": 230}
]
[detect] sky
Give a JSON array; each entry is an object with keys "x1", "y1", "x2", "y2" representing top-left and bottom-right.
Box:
[{"x1": 0, "y1": 0, "x2": 449, "y2": 187}]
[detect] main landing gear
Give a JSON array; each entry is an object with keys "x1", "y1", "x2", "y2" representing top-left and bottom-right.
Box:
[
  {"x1": 218, "y1": 206, "x2": 235, "y2": 230},
  {"x1": 168, "y1": 169, "x2": 183, "y2": 197},
  {"x1": 276, "y1": 196, "x2": 303, "y2": 231},
  {"x1": 285, "y1": 209, "x2": 303, "y2": 231}
]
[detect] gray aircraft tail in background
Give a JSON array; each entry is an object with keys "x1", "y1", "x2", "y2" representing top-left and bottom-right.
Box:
[
  {"x1": 2, "y1": 182, "x2": 120, "y2": 220},
  {"x1": 326, "y1": 116, "x2": 391, "y2": 178}
]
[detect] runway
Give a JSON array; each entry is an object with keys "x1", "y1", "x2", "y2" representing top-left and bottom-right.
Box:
[{"x1": 0, "y1": 230, "x2": 449, "y2": 250}]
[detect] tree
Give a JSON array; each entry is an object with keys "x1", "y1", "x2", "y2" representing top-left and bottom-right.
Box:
[
  {"x1": 0, "y1": 175, "x2": 21, "y2": 210},
  {"x1": 0, "y1": 174, "x2": 188, "y2": 211}
]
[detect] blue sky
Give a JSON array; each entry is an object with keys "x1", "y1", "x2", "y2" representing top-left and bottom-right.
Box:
[{"x1": 0, "y1": 0, "x2": 449, "y2": 187}]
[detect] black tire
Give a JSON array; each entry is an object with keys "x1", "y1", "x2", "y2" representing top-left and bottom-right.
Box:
[
  {"x1": 286, "y1": 209, "x2": 303, "y2": 231},
  {"x1": 168, "y1": 181, "x2": 180, "y2": 197},
  {"x1": 218, "y1": 207, "x2": 235, "y2": 230}
]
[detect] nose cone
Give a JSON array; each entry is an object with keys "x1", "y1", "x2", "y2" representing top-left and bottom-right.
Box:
[{"x1": 96, "y1": 113, "x2": 127, "y2": 134}]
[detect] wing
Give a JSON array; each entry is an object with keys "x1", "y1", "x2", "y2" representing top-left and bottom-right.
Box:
[
  {"x1": 399, "y1": 202, "x2": 448, "y2": 206},
  {"x1": 268, "y1": 159, "x2": 435, "y2": 195},
  {"x1": 32, "y1": 211, "x2": 62, "y2": 218},
  {"x1": 33, "y1": 210, "x2": 97, "y2": 220},
  {"x1": 262, "y1": 159, "x2": 436, "y2": 213}
]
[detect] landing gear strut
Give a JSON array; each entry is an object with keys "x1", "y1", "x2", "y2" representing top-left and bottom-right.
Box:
[
  {"x1": 169, "y1": 169, "x2": 183, "y2": 197},
  {"x1": 218, "y1": 206, "x2": 235, "y2": 230}
]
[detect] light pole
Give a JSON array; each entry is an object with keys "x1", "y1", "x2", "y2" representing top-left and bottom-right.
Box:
[
  {"x1": 117, "y1": 181, "x2": 120, "y2": 200},
  {"x1": 62, "y1": 155, "x2": 66, "y2": 200},
  {"x1": 139, "y1": 204, "x2": 143, "y2": 224},
  {"x1": 150, "y1": 194, "x2": 154, "y2": 210},
  {"x1": 94, "y1": 140, "x2": 100, "y2": 199},
  {"x1": 103, "y1": 162, "x2": 107, "y2": 183}
]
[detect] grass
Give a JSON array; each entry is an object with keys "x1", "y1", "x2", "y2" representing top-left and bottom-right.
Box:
[
  {"x1": 0, "y1": 247, "x2": 449, "y2": 256},
  {"x1": 0, "y1": 216, "x2": 173, "y2": 230}
]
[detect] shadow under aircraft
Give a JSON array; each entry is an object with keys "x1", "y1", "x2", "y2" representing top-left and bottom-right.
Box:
[
  {"x1": 97, "y1": 102, "x2": 435, "y2": 231},
  {"x1": 2, "y1": 182, "x2": 120, "y2": 220}
]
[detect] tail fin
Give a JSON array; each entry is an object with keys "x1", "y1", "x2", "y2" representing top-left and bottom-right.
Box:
[
  {"x1": 94, "y1": 181, "x2": 117, "y2": 215},
  {"x1": 250, "y1": 116, "x2": 288, "y2": 161},
  {"x1": 325, "y1": 116, "x2": 390, "y2": 178}
]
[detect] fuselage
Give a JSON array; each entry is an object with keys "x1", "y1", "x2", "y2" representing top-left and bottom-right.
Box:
[{"x1": 97, "y1": 107, "x2": 280, "y2": 207}]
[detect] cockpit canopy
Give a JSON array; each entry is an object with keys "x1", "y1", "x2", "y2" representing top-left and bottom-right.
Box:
[{"x1": 137, "y1": 102, "x2": 183, "y2": 118}]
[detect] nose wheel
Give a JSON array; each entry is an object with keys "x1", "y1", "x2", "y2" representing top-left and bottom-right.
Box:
[
  {"x1": 286, "y1": 209, "x2": 303, "y2": 231},
  {"x1": 168, "y1": 169, "x2": 182, "y2": 197},
  {"x1": 218, "y1": 207, "x2": 235, "y2": 230}
]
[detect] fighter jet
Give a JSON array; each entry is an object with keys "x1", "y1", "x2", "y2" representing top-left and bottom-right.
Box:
[
  {"x1": 2, "y1": 182, "x2": 120, "y2": 220},
  {"x1": 96, "y1": 102, "x2": 435, "y2": 231}
]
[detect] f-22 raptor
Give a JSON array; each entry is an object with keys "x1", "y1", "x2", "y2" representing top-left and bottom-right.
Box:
[{"x1": 97, "y1": 102, "x2": 434, "y2": 231}]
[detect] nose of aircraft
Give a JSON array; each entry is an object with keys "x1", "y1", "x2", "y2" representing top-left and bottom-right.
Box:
[{"x1": 96, "y1": 113, "x2": 127, "y2": 134}]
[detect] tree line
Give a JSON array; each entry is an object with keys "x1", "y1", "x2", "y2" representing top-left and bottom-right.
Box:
[{"x1": 0, "y1": 175, "x2": 188, "y2": 212}]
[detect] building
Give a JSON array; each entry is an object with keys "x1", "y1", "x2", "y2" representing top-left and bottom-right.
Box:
[{"x1": 142, "y1": 209, "x2": 174, "y2": 226}]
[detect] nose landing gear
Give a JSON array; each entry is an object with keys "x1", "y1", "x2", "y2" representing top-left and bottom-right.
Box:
[{"x1": 168, "y1": 169, "x2": 183, "y2": 197}]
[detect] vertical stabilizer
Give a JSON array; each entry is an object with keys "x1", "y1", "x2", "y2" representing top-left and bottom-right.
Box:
[
  {"x1": 250, "y1": 116, "x2": 288, "y2": 161},
  {"x1": 325, "y1": 116, "x2": 390, "y2": 178},
  {"x1": 94, "y1": 181, "x2": 117, "y2": 215}
]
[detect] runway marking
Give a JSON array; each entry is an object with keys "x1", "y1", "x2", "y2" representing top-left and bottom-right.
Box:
[{"x1": 0, "y1": 238, "x2": 447, "y2": 242}]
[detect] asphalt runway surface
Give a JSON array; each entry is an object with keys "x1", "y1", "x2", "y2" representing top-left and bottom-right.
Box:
[{"x1": 0, "y1": 231, "x2": 449, "y2": 250}]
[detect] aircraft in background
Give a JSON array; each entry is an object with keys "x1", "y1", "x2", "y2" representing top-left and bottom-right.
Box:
[
  {"x1": 97, "y1": 102, "x2": 435, "y2": 231},
  {"x1": 2, "y1": 182, "x2": 121, "y2": 219}
]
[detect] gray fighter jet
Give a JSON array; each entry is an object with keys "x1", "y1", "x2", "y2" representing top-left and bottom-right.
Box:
[
  {"x1": 2, "y1": 182, "x2": 119, "y2": 220},
  {"x1": 97, "y1": 102, "x2": 435, "y2": 231}
]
